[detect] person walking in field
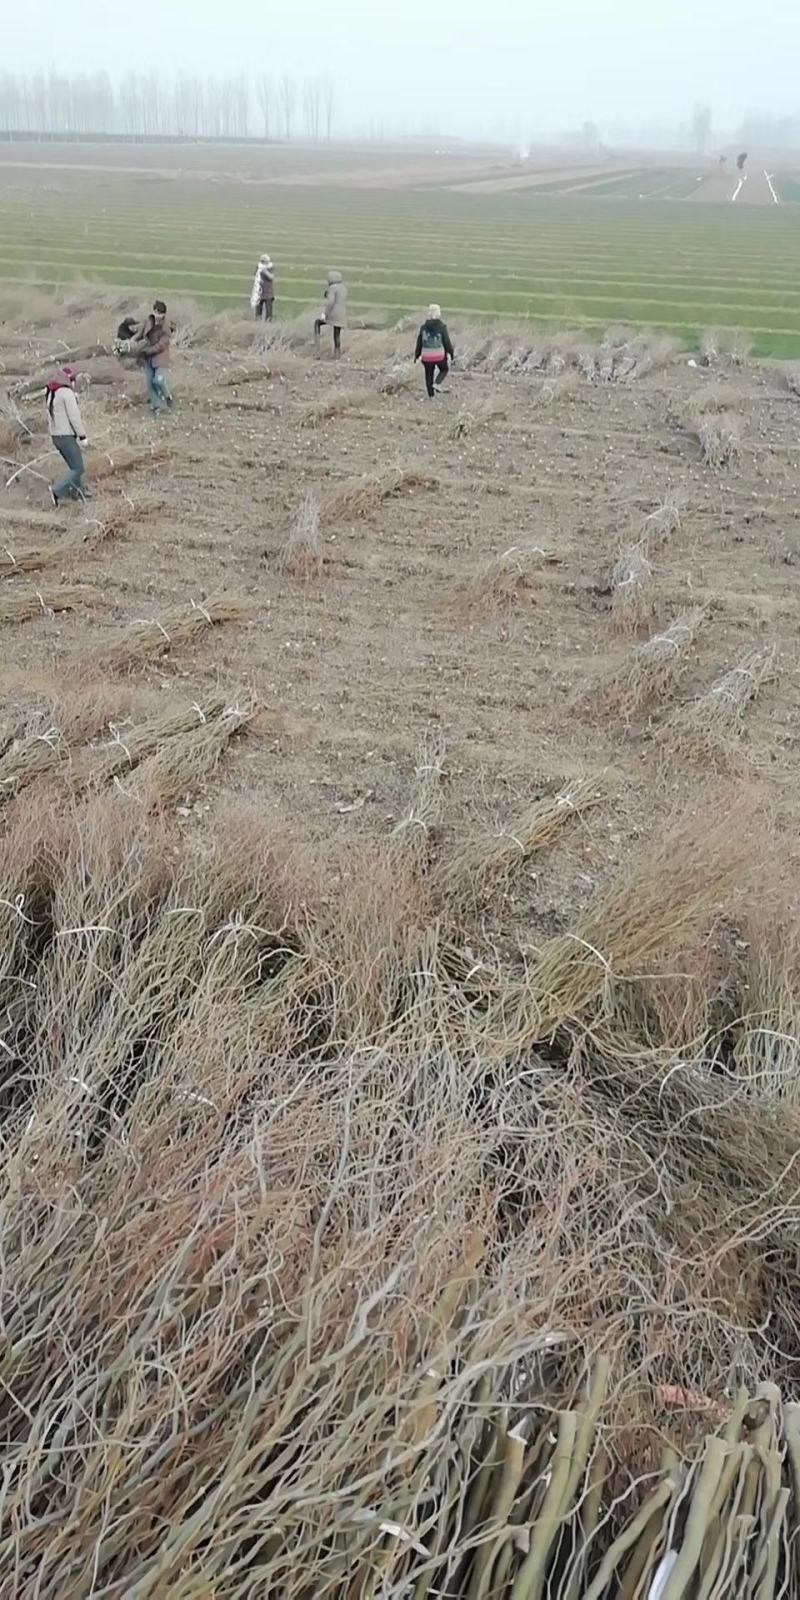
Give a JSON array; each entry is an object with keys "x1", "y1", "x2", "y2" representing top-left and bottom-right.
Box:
[
  {"x1": 135, "y1": 300, "x2": 173, "y2": 413},
  {"x1": 251, "y1": 254, "x2": 276, "y2": 320},
  {"x1": 46, "y1": 366, "x2": 90, "y2": 507},
  {"x1": 414, "y1": 305, "x2": 455, "y2": 398},
  {"x1": 314, "y1": 270, "x2": 347, "y2": 358}
]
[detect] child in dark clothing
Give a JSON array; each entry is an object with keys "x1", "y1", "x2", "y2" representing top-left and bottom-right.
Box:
[{"x1": 414, "y1": 305, "x2": 455, "y2": 397}]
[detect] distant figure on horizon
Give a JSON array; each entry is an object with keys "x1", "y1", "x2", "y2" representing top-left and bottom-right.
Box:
[
  {"x1": 737, "y1": 151, "x2": 748, "y2": 171},
  {"x1": 134, "y1": 301, "x2": 173, "y2": 414},
  {"x1": 414, "y1": 305, "x2": 455, "y2": 398},
  {"x1": 314, "y1": 270, "x2": 347, "y2": 358},
  {"x1": 46, "y1": 365, "x2": 90, "y2": 508},
  {"x1": 251, "y1": 254, "x2": 276, "y2": 321}
]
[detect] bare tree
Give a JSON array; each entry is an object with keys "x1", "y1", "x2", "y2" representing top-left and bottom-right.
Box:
[
  {"x1": 303, "y1": 78, "x2": 322, "y2": 141},
  {"x1": 692, "y1": 104, "x2": 712, "y2": 155},
  {"x1": 280, "y1": 74, "x2": 296, "y2": 142},
  {"x1": 256, "y1": 75, "x2": 273, "y2": 140},
  {"x1": 322, "y1": 77, "x2": 335, "y2": 141}
]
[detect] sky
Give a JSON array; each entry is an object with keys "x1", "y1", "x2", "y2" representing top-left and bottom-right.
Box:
[{"x1": 6, "y1": 0, "x2": 799, "y2": 141}]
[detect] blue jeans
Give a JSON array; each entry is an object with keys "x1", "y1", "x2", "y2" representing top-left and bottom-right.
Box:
[
  {"x1": 52, "y1": 435, "x2": 85, "y2": 500},
  {"x1": 143, "y1": 361, "x2": 171, "y2": 412}
]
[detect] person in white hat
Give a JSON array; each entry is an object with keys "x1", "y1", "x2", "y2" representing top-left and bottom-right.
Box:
[
  {"x1": 414, "y1": 304, "x2": 455, "y2": 397},
  {"x1": 251, "y1": 254, "x2": 276, "y2": 321}
]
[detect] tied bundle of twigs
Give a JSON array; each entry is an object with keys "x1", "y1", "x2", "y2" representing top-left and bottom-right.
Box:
[
  {"x1": 66, "y1": 693, "x2": 242, "y2": 792},
  {"x1": 596, "y1": 607, "x2": 705, "y2": 715},
  {"x1": 92, "y1": 596, "x2": 247, "y2": 667},
  {"x1": 472, "y1": 542, "x2": 551, "y2": 607},
  {"x1": 279, "y1": 494, "x2": 323, "y2": 578},
  {"x1": 434, "y1": 777, "x2": 603, "y2": 910},
  {"x1": 131, "y1": 696, "x2": 255, "y2": 806},
  {"x1": 666, "y1": 644, "x2": 777, "y2": 763},
  {"x1": 0, "y1": 583, "x2": 99, "y2": 623},
  {"x1": 322, "y1": 466, "x2": 434, "y2": 523},
  {"x1": 609, "y1": 548, "x2": 654, "y2": 633},
  {"x1": 298, "y1": 387, "x2": 374, "y2": 428}
]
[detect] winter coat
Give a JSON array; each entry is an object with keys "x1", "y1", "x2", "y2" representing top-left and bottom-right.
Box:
[
  {"x1": 415, "y1": 318, "x2": 454, "y2": 363},
  {"x1": 47, "y1": 384, "x2": 87, "y2": 440},
  {"x1": 323, "y1": 271, "x2": 347, "y2": 328},
  {"x1": 138, "y1": 317, "x2": 172, "y2": 369}
]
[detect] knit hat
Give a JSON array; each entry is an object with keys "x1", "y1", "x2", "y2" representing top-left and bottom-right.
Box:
[
  {"x1": 428, "y1": 304, "x2": 441, "y2": 319},
  {"x1": 260, "y1": 254, "x2": 273, "y2": 268}
]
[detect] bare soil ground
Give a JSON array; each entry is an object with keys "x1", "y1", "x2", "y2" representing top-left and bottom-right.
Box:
[{"x1": 2, "y1": 301, "x2": 799, "y2": 918}]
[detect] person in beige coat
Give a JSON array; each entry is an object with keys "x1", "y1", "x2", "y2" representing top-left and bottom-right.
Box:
[
  {"x1": 314, "y1": 270, "x2": 347, "y2": 357},
  {"x1": 46, "y1": 366, "x2": 90, "y2": 506}
]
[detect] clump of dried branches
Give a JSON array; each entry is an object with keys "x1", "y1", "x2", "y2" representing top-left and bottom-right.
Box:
[
  {"x1": 666, "y1": 644, "x2": 777, "y2": 764},
  {"x1": 593, "y1": 607, "x2": 705, "y2": 715},
  {"x1": 88, "y1": 442, "x2": 173, "y2": 481},
  {"x1": 698, "y1": 411, "x2": 741, "y2": 468},
  {"x1": 92, "y1": 595, "x2": 247, "y2": 667},
  {"x1": 609, "y1": 548, "x2": 654, "y2": 633},
  {"x1": 377, "y1": 360, "x2": 415, "y2": 394},
  {"x1": 640, "y1": 495, "x2": 682, "y2": 555},
  {"x1": 472, "y1": 541, "x2": 551, "y2": 607},
  {"x1": 434, "y1": 776, "x2": 602, "y2": 910},
  {"x1": 2, "y1": 774, "x2": 800, "y2": 1592},
  {"x1": 322, "y1": 466, "x2": 433, "y2": 523},
  {"x1": 298, "y1": 386, "x2": 374, "y2": 428},
  {"x1": 0, "y1": 582, "x2": 99, "y2": 623},
  {"x1": 130, "y1": 696, "x2": 255, "y2": 806},
  {"x1": 448, "y1": 398, "x2": 507, "y2": 440},
  {"x1": 278, "y1": 493, "x2": 323, "y2": 578}
]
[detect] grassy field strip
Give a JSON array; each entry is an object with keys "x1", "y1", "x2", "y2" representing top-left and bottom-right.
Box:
[{"x1": 4, "y1": 238, "x2": 800, "y2": 296}]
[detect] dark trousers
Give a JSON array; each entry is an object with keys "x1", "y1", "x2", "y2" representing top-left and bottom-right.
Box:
[
  {"x1": 423, "y1": 357, "x2": 449, "y2": 396},
  {"x1": 255, "y1": 299, "x2": 274, "y2": 321},
  {"x1": 314, "y1": 319, "x2": 342, "y2": 353},
  {"x1": 52, "y1": 435, "x2": 85, "y2": 499}
]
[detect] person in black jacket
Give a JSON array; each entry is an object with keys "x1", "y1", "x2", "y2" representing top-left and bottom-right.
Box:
[{"x1": 414, "y1": 305, "x2": 455, "y2": 397}]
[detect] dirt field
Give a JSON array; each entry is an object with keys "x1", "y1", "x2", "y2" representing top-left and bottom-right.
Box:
[
  {"x1": 1, "y1": 300, "x2": 799, "y2": 895},
  {"x1": 6, "y1": 296, "x2": 800, "y2": 1592}
]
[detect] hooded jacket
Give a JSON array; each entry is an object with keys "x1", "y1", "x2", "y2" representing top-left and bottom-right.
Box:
[
  {"x1": 322, "y1": 271, "x2": 347, "y2": 328},
  {"x1": 414, "y1": 317, "x2": 454, "y2": 363},
  {"x1": 138, "y1": 315, "x2": 172, "y2": 369},
  {"x1": 46, "y1": 377, "x2": 87, "y2": 441}
]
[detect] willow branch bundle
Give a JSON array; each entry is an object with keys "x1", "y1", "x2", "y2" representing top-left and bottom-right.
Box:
[
  {"x1": 640, "y1": 497, "x2": 681, "y2": 556},
  {"x1": 697, "y1": 412, "x2": 741, "y2": 469},
  {"x1": 473, "y1": 542, "x2": 550, "y2": 607},
  {"x1": 609, "y1": 548, "x2": 654, "y2": 633},
  {"x1": 480, "y1": 803, "x2": 750, "y2": 1050},
  {"x1": 278, "y1": 494, "x2": 323, "y2": 578},
  {"x1": 390, "y1": 738, "x2": 447, "y2": 874},
  {"x1": 0, "y1": 583, "x2": 99, "y2": 623},
  {"x1": 88, "y1": 442, "x2": 173, "y2": 481},
  {"x1": 322, "y1": 466, "x2": 433, "y2": 523},
  {"x1": 92, "y1": 596, "x2": 247, "y2": 666},
  {"x1": 667, "y1": 645, "x2": 777, "y2": 761},
  {"x1": 66, "y1": 693, "x2": 238, "y2": 792},
  {"x1": 596, "y1": 608, "x2": 705, "y2": 714},
  {"x1": 434, "y1": 778, "x2": 603, "y2": 911},
  {"x1": 449, "y1": 398, "x2": 507, "y2": 440},
  {"x1": 298, "y1": 386, "x2": 373, "y2": 428},
  {"x1": 377, "y1": 361, "x2": 415, "y2": 394},
  {"x1": 132, "y1": 697, "x2": 255, "y2": 806}
]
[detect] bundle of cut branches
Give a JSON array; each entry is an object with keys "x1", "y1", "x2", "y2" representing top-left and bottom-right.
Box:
[
  {"x1": 0, "y1": 582, "x2": 99, "y2": 623},
  {"x1": 595, "y1": 607, "x2": 705, "y2": 714},
  {"x1": 322, "y1": 466, "x2": 433, "y2": 523},
  {"x1": 609, "y1": 548, "x2": 653, "y2": 632},
  {"x1": 666, "y1": 644, "x2": 777, "y2": 762},
  {"x1": 434, "y1": 777, "x2": 602, "y2": 910},
  {"x1": 92, "y1": 596, "x2": 247, "y2": 667}
]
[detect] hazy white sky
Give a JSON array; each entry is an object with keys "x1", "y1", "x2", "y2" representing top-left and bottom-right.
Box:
[{"x1": 7, "y1": 0, "x2": 798, "y2": 138}]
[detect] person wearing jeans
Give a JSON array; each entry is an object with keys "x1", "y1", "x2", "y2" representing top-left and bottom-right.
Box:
[
  {"x1": 135, "y1": 300, "x2": 173, "y2": 413},
  {"x1": 46, "y1": 365, "x2": 89, "y2": 506},
  {"x1": 414, "y1": 305, "x2": 455, "y2": 398}
]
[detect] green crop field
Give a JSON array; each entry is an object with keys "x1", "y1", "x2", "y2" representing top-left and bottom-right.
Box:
[{"x1": 2, "y1": 157, "x2": 800, "y2": 355}]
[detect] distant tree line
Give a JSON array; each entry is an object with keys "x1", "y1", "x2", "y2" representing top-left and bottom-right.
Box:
[{"x1": 0, "y1": 72, "x2": 336, "y2": 142}]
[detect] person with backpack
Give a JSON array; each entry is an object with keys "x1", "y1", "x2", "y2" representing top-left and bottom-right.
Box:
[
  {"x1": 414, "y1": 305, "x2": 455, "y2": 397},
  {"x1": 135, "y1": 300, "x2": 173, "y2": 413},
  {"x1": 250, "y1": 254, "x2": 276, "y2": 320},
  {"x1": 314, "y1": 270, "x2": 347, "y2": 357},
  {"x1": 46, "y1": 366, "x2": 90, "y2": 507}
]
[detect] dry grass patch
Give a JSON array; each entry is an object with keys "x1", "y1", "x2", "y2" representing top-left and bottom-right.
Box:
[{"x1": 92, "y1": 596, "x2": 247, "y2": 668}]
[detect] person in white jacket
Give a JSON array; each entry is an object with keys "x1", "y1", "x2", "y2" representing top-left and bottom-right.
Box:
[
  {"x1": 250, "y1": 254, "x2": 275, "y2": 321},
  {"x1": 46, "y1": 366, "x2": 89, "y2": 506}
]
